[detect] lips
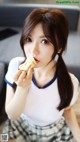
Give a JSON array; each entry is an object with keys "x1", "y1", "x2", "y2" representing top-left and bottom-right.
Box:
[{"x1": 33, "y1": 57, "x2": 40, "y2": 63}]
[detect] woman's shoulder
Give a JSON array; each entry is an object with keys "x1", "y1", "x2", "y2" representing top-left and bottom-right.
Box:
[
  {"x1": 69, "y1": 73, "x2": 79, "y2": 86},
  {"x1": 9, "y1": 57, "x2": 25, "y2": 65},
  {"x1": 69, "y1": 73, "x2": 79, "y2": 106},
  {"x1": 5, "y1": 57, "x2": 25, "y2": 84},
  {"x1": 7, "y1": 57, "x2": 25, "y2": 73}
]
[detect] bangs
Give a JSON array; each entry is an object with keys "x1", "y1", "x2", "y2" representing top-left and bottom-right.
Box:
[{"x1": 42, "y1": 21, "x2": 58, "y2": 58}]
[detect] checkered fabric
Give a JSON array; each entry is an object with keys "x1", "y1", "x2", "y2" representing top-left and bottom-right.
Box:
[{"x1": 2, "y1": 117, "x2": 74, "y2": 142}]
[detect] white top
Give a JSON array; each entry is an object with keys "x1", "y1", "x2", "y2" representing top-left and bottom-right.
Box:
[{"x1": 5, "y1": 57, "x2": 79, "y2": 126}]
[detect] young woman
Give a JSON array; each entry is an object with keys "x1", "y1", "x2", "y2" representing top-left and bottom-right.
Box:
[{"x1": 3, "y1": 8, "x2": 80, "y2": 141}]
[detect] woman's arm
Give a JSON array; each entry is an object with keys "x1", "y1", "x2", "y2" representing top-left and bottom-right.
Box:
[
  {"x1": 5, "y1": 69, "x2": 33, "y2": 120},
  {"x1": 5, "y1": 85, "x2": 28, "y2": 120},
  {"x1": 64, "y1": 107, "x2": 80, "y2": 142}
]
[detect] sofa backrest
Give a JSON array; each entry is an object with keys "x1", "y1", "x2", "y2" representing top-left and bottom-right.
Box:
[
  {"x1": 0, "y1": 4, "x2": 80, "y2": 31},
  {"x1": 0, "y1": 62, "x2": 8, "y2": 124}
]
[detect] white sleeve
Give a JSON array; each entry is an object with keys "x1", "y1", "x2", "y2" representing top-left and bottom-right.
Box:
[
  {"x1": 70, "y1": 73, "x2": 79, "y2": 106},
  {"x1": 5, "y1": 57, "x2": 25, "y2": 86}
]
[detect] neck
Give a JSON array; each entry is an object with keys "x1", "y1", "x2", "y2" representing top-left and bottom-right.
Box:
[{"x1": 34, "y1": 60, "x2": 57, "y2": 79}]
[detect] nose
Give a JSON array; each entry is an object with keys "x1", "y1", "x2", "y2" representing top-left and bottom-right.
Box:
[{"x1": 31, "y1": 42, "x2": 38, "y2": 55}]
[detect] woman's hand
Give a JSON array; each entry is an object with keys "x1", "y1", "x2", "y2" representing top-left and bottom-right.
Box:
[
  {"x1": 5, "y1": 68, "x2": 34, "y2": 120},
  {"x1": 14, "y1": 68, "x2": 34, "y2": 88}
]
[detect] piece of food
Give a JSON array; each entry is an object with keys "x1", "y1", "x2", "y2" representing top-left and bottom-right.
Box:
[{"x1": 19, "y1": 56, "x2": 37, "y2": 72}]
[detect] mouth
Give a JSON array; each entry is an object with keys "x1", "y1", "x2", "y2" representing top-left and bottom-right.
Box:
[{"x1": 34, "y1": 57, "x2": 40, "y2": 63}]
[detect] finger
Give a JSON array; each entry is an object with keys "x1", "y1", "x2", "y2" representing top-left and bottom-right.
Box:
[
  {"x1": 27, "y1": 68, "x2": 34, "y2": 80},
  {"x1": 18, "y1": 71, "x2": 27, "y2": 81},
  {"x1": 14, "y1": 70, "x2": 22, "y2": 81}
]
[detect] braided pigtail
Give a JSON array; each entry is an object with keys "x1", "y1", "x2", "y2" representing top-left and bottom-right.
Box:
[{"x1": 57, "y1": 54, "x2": 73, "y2": 110}]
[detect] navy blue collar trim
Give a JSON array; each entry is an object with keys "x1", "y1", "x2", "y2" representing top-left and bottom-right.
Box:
[{"x1": 32, "y1": 71, "x2": 57, "y2": 89}]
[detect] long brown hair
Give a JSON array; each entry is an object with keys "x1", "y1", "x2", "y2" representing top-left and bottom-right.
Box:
[{"x1": 20, "y1": 8, "x2": 73, "y2": 110}]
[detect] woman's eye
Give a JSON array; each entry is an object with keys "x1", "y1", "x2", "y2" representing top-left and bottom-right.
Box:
[
  {"x1": 41, "y1": 39, "x2": 49, "y2": 44},
  {"x1": 26, "y1": 37, "x2": 31, "y2": 42}
]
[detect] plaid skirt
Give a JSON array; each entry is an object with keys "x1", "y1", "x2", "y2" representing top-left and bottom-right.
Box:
[{"x1": 2, "y1": 116, "x2": 75, "y2": 142}]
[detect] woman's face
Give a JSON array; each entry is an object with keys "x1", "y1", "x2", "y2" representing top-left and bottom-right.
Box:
[{"x1": 23, "y1": 23, "x2": 54, "y2": 67}]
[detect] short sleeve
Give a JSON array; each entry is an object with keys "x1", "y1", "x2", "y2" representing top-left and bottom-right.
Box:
[
  {"x1": 70, "y1": 73, "x2": 79, "y2": 106},
  {"x1": 5, "y1": 57, "x2": 25, "y2": 86}
]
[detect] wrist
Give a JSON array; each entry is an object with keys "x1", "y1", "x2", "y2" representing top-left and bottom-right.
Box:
[{"x1": 16, "y1": 85, "x2": 29, "y2": 95}]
